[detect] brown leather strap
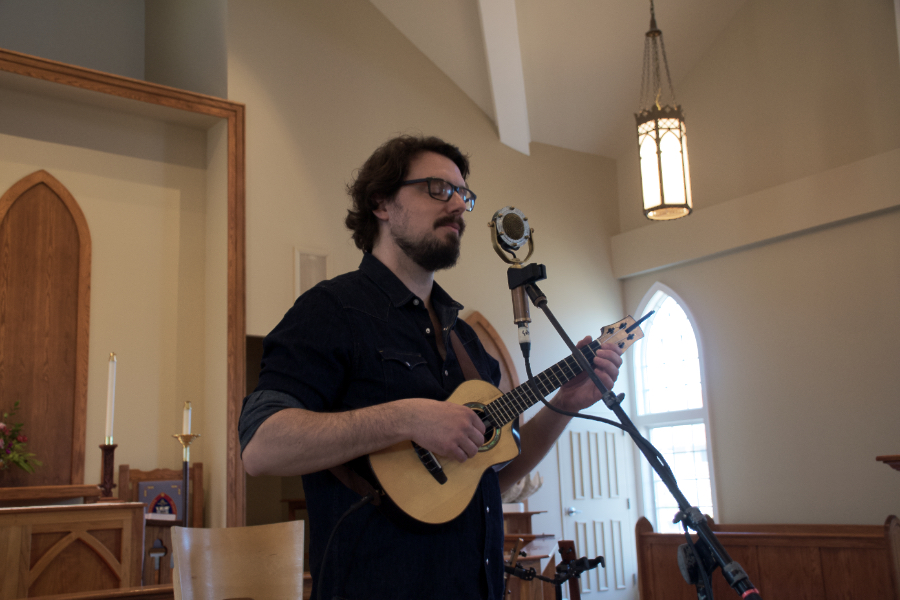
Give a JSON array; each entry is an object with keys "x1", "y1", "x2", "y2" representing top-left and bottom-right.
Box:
[
  {"x1": 449, "y1": 330, "x2": 482, "y2": 382},
  {"x1": 329, "y1": 463, "x2": 381, "y2": 505}
]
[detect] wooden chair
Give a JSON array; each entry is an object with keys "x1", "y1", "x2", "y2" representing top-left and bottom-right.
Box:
[
  {"x1": 170, "y1": 520, "x2": 305, "y2": 600},
  {"x1": 118, "y1": 464, "x2": 204, "y2": 586}
]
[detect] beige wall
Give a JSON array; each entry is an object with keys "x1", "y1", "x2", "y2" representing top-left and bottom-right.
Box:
[
  {"x1": 618, "y1": 0, "x2": 900, "y2": 525},
  {"x1": 1, "y1": 0, "x2": 896, "y2": 535},
  {"x1": 227, "y1": 0, "x2": 624, "y2": 536},
  {"x1": 0, "y1": 85, "x2": 219, "y2": 495}
]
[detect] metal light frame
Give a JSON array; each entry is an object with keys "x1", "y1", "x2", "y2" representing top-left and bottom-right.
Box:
[{"x1": 635, "y1": 0, "x2": 693, "y2": 221}]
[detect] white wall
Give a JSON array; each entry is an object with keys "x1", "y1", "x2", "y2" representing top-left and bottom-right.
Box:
[{"x1": 617, "y1": 0, "x2": 900, "y2": 525}]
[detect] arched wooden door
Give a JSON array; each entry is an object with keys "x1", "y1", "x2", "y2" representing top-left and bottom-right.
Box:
[{"x1": 0, "y1": 170, "x2": 90, "y2": 486}]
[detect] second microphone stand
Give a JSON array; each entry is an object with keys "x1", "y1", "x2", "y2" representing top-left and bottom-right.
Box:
[{"x1": 510, "y1": 264, "x2": 762, "y2": 600}]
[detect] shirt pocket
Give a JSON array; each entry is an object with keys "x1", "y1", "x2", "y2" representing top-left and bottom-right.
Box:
[{"x1": 378, "y1": 348, "x2": 435, "y2": 400}]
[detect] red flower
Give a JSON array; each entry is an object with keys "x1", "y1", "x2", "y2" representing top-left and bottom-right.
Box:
[{"x1": 17, "y1": 435, "x2": 27, "y2": 443}]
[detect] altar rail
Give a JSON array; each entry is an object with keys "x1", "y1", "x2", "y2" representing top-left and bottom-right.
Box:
[{"x1": 636, "y1": 515, "x2": 900, "y2": 600}]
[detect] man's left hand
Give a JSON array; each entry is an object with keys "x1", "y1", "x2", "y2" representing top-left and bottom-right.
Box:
[{"x1": 552, "y1": 336, "x2": 624, "y2": 412}]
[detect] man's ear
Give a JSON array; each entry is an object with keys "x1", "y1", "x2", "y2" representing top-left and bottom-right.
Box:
[{"x1": 372, "y1": 196, "x2": 391, "y2": 221}]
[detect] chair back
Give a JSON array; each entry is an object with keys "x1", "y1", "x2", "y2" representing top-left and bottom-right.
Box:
[{"x1": 171, "y1": 520, "x2": 305, "y2": 600}]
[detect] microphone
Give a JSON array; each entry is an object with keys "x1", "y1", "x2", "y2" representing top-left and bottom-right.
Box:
[
  {"x1": 491, "y1": 206, "x2": 531, "y2": 254},
  {"x1": 489, "y1": 207, "x2": 538, "y2": 355}
]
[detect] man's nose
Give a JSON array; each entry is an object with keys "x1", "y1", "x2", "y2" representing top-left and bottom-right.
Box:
[{"x1": 447, "y1": 189, "x2": 467, "y2": 213}]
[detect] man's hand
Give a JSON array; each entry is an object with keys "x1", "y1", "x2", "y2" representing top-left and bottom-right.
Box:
[
  {"x1": 553, "y1": 336, "x2": 624, "y2": 412},
  {"x1": 401, "y1": 398, "x2": 486, "y2": 463}
]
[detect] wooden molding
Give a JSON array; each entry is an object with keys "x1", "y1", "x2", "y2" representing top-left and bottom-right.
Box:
[
  {"x1": 611, "y1": 148, "x2": 900, "y2": 279},
  {"x1": 0, "y1": 48, "x2": 246, "y2": 527}
]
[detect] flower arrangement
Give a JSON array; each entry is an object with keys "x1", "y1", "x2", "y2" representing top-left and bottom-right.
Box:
[{"x1": 0, "y1": 401, "x2": 42, "y2": 473}]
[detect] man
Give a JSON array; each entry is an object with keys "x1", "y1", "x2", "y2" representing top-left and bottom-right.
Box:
[{"x1": 239, "y1": 135, "x2": 623, "y2": 599}]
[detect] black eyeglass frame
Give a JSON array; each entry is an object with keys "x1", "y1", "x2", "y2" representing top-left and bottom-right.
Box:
[{"x1": 398, "y1": 177, "x2": 476, "y2": 211}]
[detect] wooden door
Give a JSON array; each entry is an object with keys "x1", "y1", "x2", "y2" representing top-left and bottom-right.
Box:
[{"x1": 0, "y1": 170, "x2": 90, "y2": 486}]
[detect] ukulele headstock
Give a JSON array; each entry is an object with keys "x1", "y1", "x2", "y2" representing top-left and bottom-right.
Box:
[{"x1": 595, "y1": 313, "x2": 651, "y2": 353}]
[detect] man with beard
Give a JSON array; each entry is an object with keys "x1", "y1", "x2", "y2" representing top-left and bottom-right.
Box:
[{"x1": 239, "y1": 135, "x2": 623, "y2": 600}]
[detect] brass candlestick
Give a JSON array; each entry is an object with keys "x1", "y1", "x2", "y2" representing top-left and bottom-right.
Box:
[
  {"x1": 98, "y1": 442, "x2": 118, "y2": 498},
  {"x1": 173, "y1": 433, "x2": 200, "y2": 527}
]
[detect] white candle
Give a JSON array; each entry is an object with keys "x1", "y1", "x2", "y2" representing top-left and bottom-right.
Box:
[
  {"x1": 182, "y1": 401, "x2": 192, "y2": 435},
  {"x1": 105, "y1": 353, "x2": 116, "y2": 441}
]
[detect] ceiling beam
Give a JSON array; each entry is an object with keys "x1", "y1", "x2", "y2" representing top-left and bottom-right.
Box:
[{"x1": 478, "y1": 0, "x2": 530, "y2": 155}]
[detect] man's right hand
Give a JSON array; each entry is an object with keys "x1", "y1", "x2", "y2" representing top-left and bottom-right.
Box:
[{"x1": 401, "y1": 398, "x2": 486, "y2": 463}]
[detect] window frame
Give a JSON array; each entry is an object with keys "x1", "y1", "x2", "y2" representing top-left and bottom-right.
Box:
[{"x1": 631, "y1": 282, "x2": 718, "y2": 532}]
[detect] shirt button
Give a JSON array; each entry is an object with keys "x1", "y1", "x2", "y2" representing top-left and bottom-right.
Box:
[
  {"x1": 485, "y1": 558, "x2": 490, "y2": 565},
  {"x1": 486, "y1": 506, "x2": 490, "y2": 513},
  {"x1": 425, "y1": 327, "x2": 431, "y2": 334},
  {"x1": 444, "y1": 370, "x2": 449, "y2": 376},
  {"x1": 413, "y1": 299, "x2": 420, "y2": 306}
]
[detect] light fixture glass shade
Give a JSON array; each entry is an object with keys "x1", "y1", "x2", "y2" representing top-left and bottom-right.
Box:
[{"x1": 636, "y1": 104, "x2": 692, "y2": 220}]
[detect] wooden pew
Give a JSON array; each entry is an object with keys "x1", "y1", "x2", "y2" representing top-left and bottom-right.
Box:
[{"x1": 636, "y1": 515, "x2": 900, "y2": 600}]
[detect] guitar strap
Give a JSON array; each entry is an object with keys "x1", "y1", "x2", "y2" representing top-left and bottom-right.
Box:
[
  {"x1": 449, "y1": 329, "x2": 483, "y2": 382},
  {"x1": 329, "y1": 328, "x2": 482, "y2": 503}
]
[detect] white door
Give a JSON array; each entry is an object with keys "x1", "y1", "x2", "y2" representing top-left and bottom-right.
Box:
[{"x1": 557, "y1": 419, "x2": 638, "y2": 600}]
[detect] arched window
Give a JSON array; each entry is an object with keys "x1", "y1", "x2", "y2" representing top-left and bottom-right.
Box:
[{"x1": 632, "y1": 283, "x2": 716, "y2": 533}]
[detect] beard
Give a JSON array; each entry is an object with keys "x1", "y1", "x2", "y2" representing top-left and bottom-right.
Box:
[{"x1": 394, "y1": 215, "x2": 466, "y2": 272}]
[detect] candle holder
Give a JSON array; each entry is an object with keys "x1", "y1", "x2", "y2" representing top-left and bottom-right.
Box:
[
  {"x1": 173, "y1": 433, "x2": 200, "y2": 527},
  {"x1": 98, "y1": 442, "x2": 118, "y2": 499}
]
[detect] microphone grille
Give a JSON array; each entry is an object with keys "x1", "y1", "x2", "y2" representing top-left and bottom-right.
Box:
[{"x1": 502, "y1": 213, "x2": 525, "y2": 241}]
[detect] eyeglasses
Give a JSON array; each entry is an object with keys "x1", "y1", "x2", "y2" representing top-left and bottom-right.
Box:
[{"x1": 399, "y1": 177, "x2": 476, "y2": 212}]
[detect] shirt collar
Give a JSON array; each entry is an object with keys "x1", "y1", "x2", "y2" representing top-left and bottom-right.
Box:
[{"x1": 359, "y1": 253, "x2": 464, "y2": 313}]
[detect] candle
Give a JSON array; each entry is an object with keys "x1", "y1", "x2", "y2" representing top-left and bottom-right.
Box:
[
  {"x1": 105, "y1": 353, "x2": 116, "y2": 442},
  {"x1": 182, "y1": 401, "x2": 192, "y2": 435}
]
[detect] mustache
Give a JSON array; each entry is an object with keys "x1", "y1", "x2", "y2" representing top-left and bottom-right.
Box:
[{"x1": 434, "y1": 215, "x2": 466, "y2": 235}]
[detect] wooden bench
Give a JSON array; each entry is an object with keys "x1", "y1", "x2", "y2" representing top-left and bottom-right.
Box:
[{"x1": 636, "y1": 515, "x2": 900, "y2": 600}]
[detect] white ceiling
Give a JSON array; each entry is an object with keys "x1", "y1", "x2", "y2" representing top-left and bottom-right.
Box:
[{"x1": 369, "y1": 0, "x2": 749, "y2": 159}]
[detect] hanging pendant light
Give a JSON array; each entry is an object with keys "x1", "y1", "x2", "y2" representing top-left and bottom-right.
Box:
[{"x1": 635, "y1": 0, "x2": 692, "y2": 221}]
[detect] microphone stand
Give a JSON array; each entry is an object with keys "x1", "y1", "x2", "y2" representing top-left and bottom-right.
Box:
[{"x1": 513, "y1": 267, "x2": 762, "y2": 600}]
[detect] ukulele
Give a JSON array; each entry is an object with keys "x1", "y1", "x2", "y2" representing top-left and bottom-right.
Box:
[{"x1": 362, "y1": 316, "x2": 645, "y2": 525}]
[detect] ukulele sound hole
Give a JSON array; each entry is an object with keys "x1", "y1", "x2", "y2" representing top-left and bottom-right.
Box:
[{"x1": 466, "y1": 402, "x2": 500, "y2": 452}]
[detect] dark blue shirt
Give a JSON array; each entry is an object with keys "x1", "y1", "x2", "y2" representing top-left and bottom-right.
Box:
[{"x1": 239, "y1": 253, "x2": 504, "y2": 600}]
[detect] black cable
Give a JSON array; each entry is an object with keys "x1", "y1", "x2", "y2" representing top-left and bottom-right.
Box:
[
  {"x1": 316, "y1": 493, "x2": 375, "y2": 600},
  {"x1": 683, "y1": 522, "x2": 715, "y2": 600},
  {"x1": 522, "y1": 354, "x2": 674, "y2": 478}
]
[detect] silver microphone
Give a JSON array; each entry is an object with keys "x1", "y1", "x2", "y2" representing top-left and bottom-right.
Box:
[{"x1": 489, "y1": 207, "x2": 534, "y2": 348}]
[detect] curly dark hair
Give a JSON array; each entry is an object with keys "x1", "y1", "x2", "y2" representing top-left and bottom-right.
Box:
[{"x1": 345, "y1": 135, "x2": 470, "y2": 252}]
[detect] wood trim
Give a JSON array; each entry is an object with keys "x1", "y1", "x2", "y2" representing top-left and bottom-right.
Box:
[
  {"x1": 0, "y1": 48, "x2": 246, "y2": 526},
  {"x1": 227, "y1": 102, "x2": 247, "y2": 528},
  {"x1": 0, "y1": 485, "x2": 101, "y2": 506},
  {"x1": 27, "y1": 584, "x2": 174, "y2": 600}
]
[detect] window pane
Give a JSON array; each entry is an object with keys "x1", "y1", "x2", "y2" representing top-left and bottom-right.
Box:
[
  {"x1": 638, "y1": 296, "x2": 702, "y2": 415},
  {"x1": 649, "y1": 423, "x2": 713, "y2": 533}
]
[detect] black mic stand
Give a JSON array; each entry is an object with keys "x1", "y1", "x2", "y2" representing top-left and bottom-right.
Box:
[
  {"x1": 505, "y1": 552, "x2": 605, "y2": 600},
  {"x1": 512, "y1": 268, "x2": 762, "y2": 600}
]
